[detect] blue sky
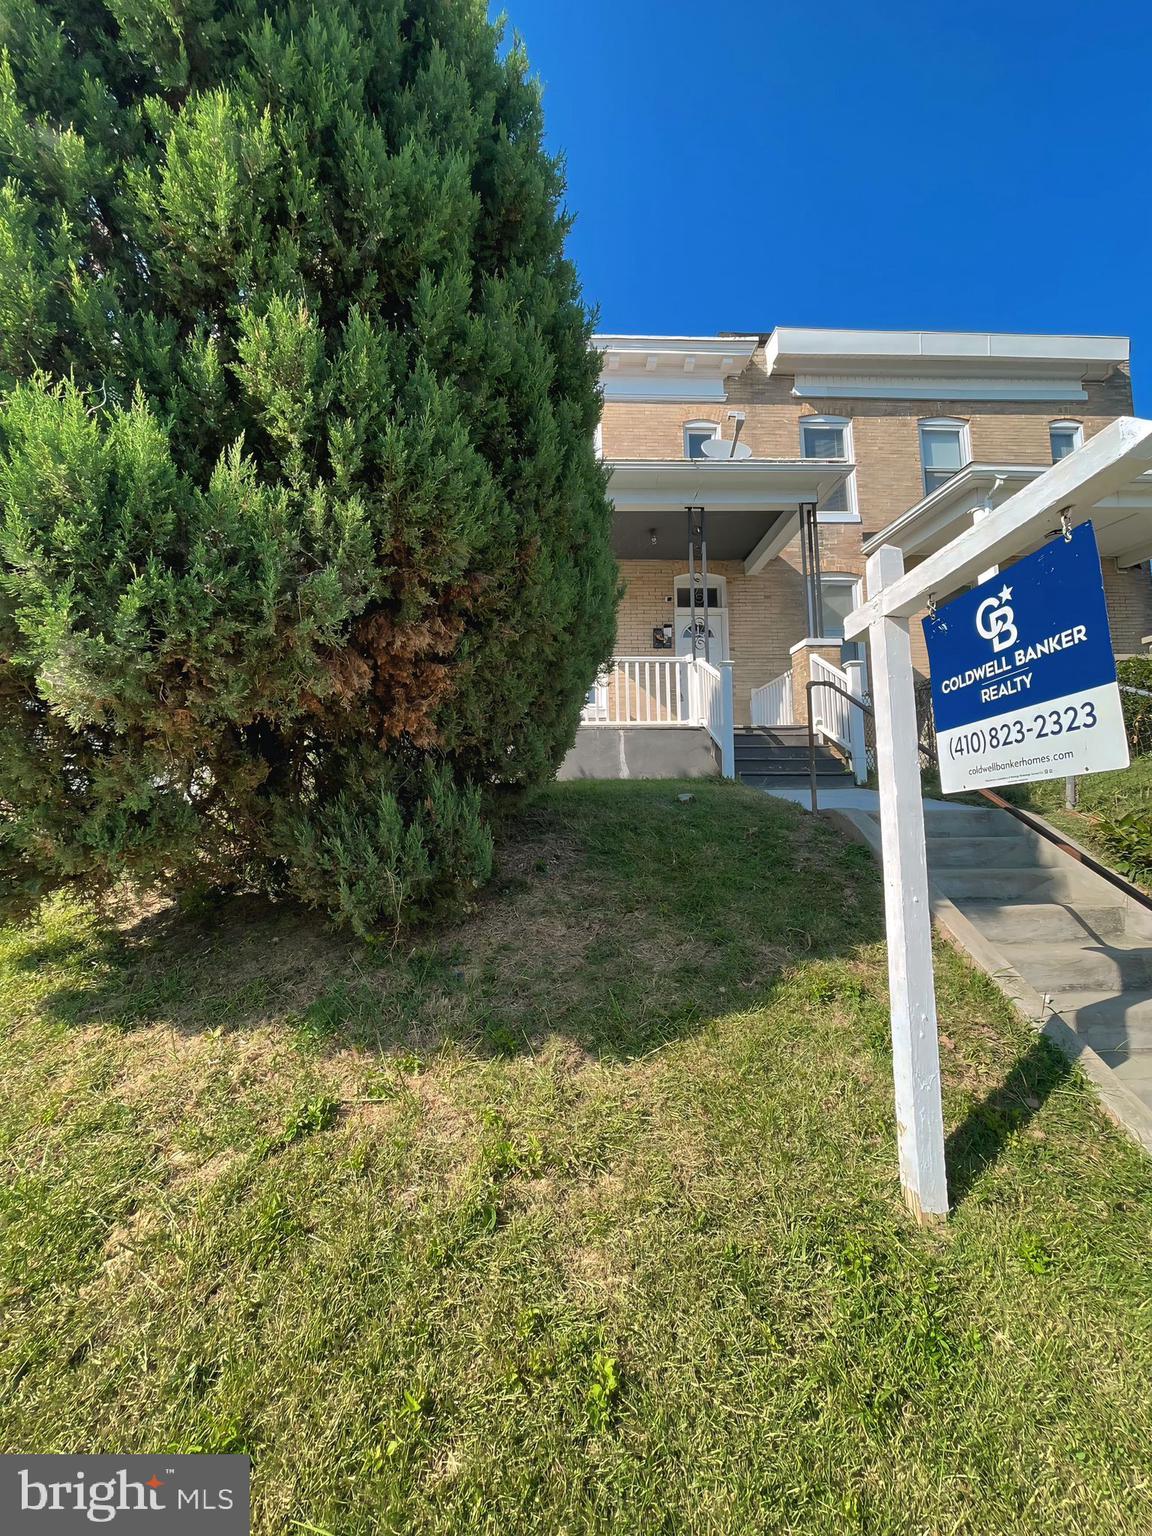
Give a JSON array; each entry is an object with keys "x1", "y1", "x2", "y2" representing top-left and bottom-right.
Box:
[{"x1": 499, "y1": 0, "x2": 1152, "y2": 409}]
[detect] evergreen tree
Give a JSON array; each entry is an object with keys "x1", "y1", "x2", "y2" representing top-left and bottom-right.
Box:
[{"x1": 0, "y1": 0, "x2": 617, "y2": 934}]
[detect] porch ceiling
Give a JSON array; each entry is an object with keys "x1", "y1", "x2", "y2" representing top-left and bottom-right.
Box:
[
  {"x1": 606, "y1": 457, "x2": 851, "y2": 566},
  {"x1": 612, "y1": 507, "x2": 798, "y2": 562},
  {"x1": 864, "y1": 462, "x2": 1152, "y2": 569}
]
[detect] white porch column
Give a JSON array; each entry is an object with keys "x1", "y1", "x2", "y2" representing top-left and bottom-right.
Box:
[
  {"x1": 844, "y1": 658, "x2": 869, "y2": 786},
  {"x1": 865, "y1": 544, "x2": 949, "y2": 1224},
  {"x1": 685, "y1": 657, "x2": 700, "y2": 727},
  {"x1": 718, "y1": 660, "x2": 735, "y2": 779}
]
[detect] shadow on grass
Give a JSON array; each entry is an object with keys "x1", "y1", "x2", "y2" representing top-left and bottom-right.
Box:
[
  {"x1": 25, "y1": 780, "x2": 1083, "y2": 1201},
  {"x1": 944, "y1": 1034, "x2": 1074, "y2": 1207},
  {"x1": 32, "y1": 784, "x2": 888, "y2": 1068}
]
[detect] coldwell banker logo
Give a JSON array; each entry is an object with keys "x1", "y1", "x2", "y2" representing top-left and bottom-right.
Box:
[
  {"x1": 2, "y1": 1455, "x2": 249, "y2": 1531},
  {"x1": 975, "y1": 584, "x2": 1018, "y2": 653}
]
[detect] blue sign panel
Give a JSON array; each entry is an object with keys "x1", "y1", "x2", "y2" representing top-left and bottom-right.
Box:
[{"x1": 922, "y1": 521, "x2": 1129, "y2": 793}]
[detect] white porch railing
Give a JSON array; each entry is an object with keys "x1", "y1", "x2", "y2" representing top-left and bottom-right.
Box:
[
  {"x1": 582, "y1": 656, "x2": 693, "y2": 725},
  {"x1": 751, "y1": 670, "x2": 794, "y2": 727},
  {"x1": 810, "y1": 653, "x2": 852, "y2": 747},
  {"x1": 690, "y1": 657, "x2": 736, "y2": 778},
  {"x1": 582, "y1": 655, "x2": 735, "y2": 777},
  {"x1": 809, "y1": 653, "x2": 870, "y2": 785}
]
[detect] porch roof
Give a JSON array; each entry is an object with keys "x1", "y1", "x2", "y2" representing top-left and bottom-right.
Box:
[
  {"x1": 863, "y1": 461, "x2": 1152, "y2": 569},
  {"x1": 605, "y1": 457, "x2": 853, "y2": 569}
]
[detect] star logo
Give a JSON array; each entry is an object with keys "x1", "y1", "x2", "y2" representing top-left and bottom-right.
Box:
[
  {"x1": 975, "y1": 587, "x2": 1019, "y2": 653},
  {"x1": 146, "y1": 1476, "x2": 164, "y2": 1490}
]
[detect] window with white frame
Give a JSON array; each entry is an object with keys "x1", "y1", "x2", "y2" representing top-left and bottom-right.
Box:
[
  {"x1": 1049, "y1": 420, "x2": 1083, "y2": 463},
  {"x1": 684, "y1": 421, "x2": 720, "y2": 460},
  {"x1": 918, "y1": 418, "x2": 970, "y2": 495},
  {"x1": 800, "y1": 415, "x2": 856, "y2": 516},
  {"x1": 593, "y1": 421, "x2": 604, "y2": 459},
  {"x1": 819, "y1": 574, "x2": 865, "y2": 663}
]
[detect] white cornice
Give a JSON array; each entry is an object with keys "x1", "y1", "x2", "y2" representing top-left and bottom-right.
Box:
[
  {"x1": 593, "y1": 327, "x2": 1131, "y2": 404},
  {"x1": 595, "y1": 334, "x2": 758, "y2": 403},
  {"x1": 601, "y1": 376, "x2": 732, "y2": 403},
  {"x1": 768, "y1": 327, "x2": 1130, "y2": 390}
]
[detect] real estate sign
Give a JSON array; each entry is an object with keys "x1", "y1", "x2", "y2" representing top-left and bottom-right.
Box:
[{"x1": 923, "y1": 522, "x2": 1129, "y2": 794}]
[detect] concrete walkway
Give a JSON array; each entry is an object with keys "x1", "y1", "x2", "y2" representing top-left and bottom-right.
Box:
[
  {"x1": 763, "y1": 784, "x2": 883, "y2": 812},
  {"x1": 824, "y1": 799, "x2": 1152, "y2": 1153}
]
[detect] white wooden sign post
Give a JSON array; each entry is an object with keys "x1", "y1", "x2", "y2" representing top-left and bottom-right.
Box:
[
  {"x1": 864, "y1": 543, "x2": 948, "y2": 1221},
  {"x1": 845, "y1": 416, "x2": 1152, "y2": 1224}
]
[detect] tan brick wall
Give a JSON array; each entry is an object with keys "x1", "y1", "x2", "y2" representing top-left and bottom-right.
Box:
[
  {"x1": 603, "y1": 341, "x2": 1142, "y2": 684},
  {"x1": 1102, "y1": 559, "x2": 1152, "y2": 655},
  {"x1": 602, "y1": 343, "x2": 1134, "y2": 537}
]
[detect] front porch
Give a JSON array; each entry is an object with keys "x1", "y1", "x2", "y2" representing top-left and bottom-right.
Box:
[{"x1": 562, "y1": 456, "x2": 870, "y2": 782}]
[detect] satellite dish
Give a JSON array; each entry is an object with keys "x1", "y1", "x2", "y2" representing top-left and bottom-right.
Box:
[{"x1": 699, "y1": 438, "x2": 752, "y2": 460}]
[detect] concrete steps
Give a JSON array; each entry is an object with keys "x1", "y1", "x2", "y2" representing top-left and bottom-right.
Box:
[
  {"x1": 735, "y1": 753, "x2": 844, "y2": 772},
  {"x1": 1042, "y1": 993, "x2": 1152, "y2": 1085},
  {"x1": 995, "y1": 941, "x2": 1152, "y2": 993},
  {"x1": 921, "y1": 808, "x2": 1007, "y2": 838},
  {"x1": 926, "y1": 834, "x2": 1070, "y2": 869},
  {"x1": 955, "y1": 901, "x2": 1129, "y2": 944},
  {"x1": 734, "y1": 727, "x2": 852, "y2": 791},
  {"x1": 919, "y1": 805, "x2": 1152, "y2": 1121},
  {"x1": 740, "y1": 774, "x2": 850, "y2": 791},
  {"x1": 932, "y1": 866, "x2": 1104, "y2": 902}
]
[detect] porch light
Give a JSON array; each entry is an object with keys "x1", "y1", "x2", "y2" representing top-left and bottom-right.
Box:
[{"x1": 649, "y1": 528, "x2": 658, "y2": 546}]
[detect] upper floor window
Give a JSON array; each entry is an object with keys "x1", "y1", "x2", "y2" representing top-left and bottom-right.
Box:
[
  {"x1": 1049, "y1": 420, "x2": 1083, "y2": 463},
  {"x1": 919, "y1": 418, "x2": 970, "y2": 496},
  {"x1": 800, "y1": 415, "x2": 856, "y2": 517},
  {"x1": 684, "y1": 421, "x2": 720, "y2": 459}
]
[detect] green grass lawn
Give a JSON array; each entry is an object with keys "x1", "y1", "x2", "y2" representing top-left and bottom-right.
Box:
[{"x1": 2, "y1": 780, "x2": 1151, "y2": 1534}]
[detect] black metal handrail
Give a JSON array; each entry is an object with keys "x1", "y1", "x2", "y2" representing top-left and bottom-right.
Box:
[{"x1": 805, "y1": 678, "x2": 875, "y2": 814}]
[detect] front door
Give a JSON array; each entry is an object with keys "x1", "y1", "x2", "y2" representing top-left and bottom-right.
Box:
[{"x1": 673, "y1": 575, "x2": 729, "y2": 664}]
